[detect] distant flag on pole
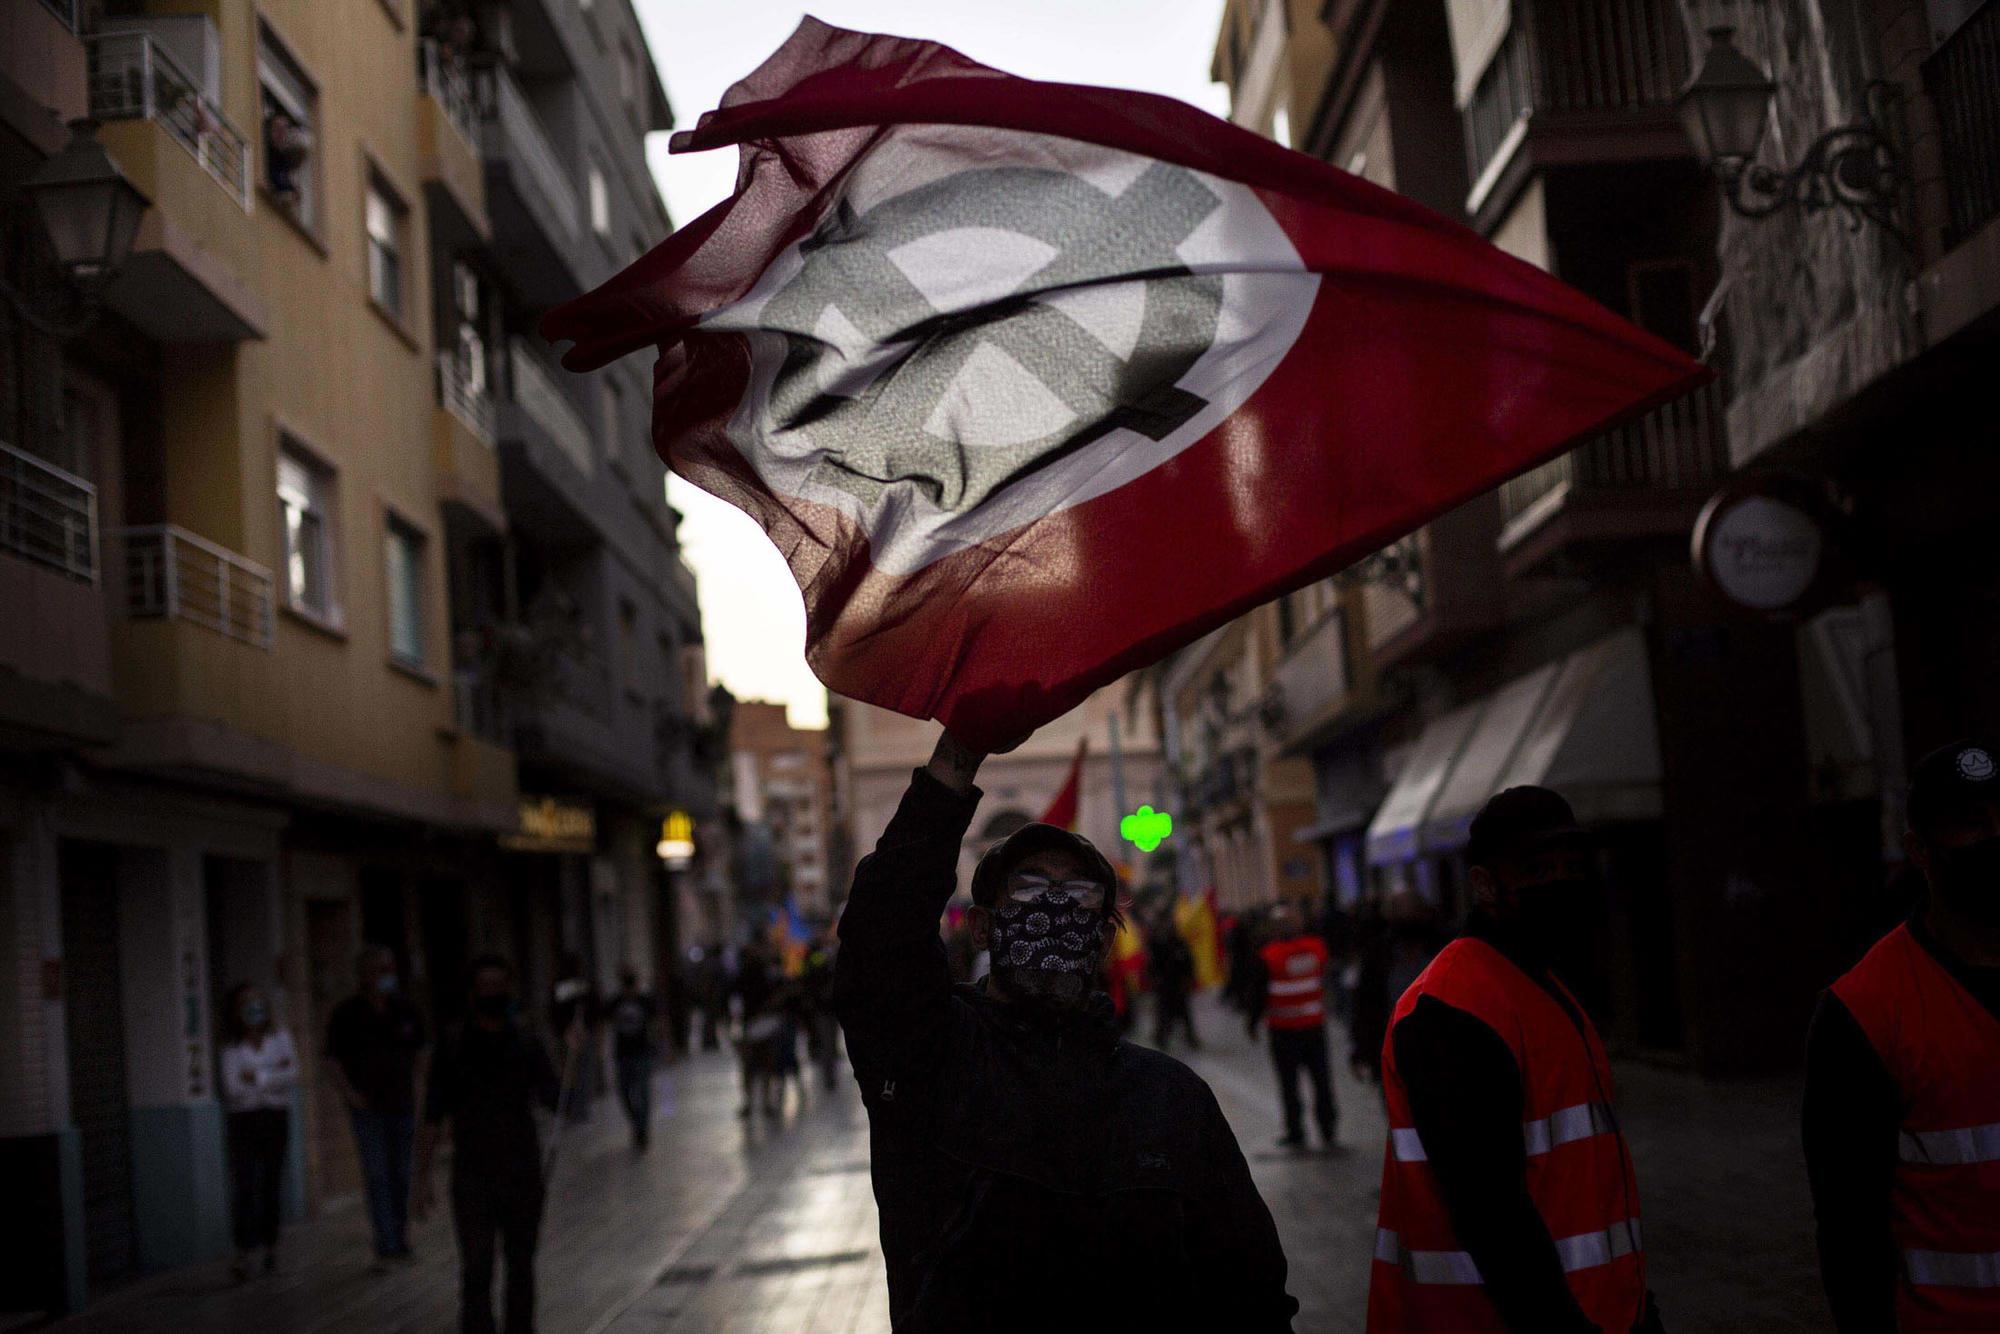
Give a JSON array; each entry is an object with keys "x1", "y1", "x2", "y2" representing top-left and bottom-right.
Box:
[
  {"x1": 543, "y1": 19, "x2": 1708, "y2": 754},
  {"x1": 1037, "y1": 738, "x2": 1088, "y2": 832}
]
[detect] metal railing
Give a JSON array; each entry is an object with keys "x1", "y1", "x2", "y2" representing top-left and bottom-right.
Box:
[
  {"x1": 0, "y1": 441, "x2": 97, "y2": 583},
  {"x1": 1924, "y1": 0, "x2": 2000, "y2": 247},
  {"x1": 39, "y1": 0, "x2": 79, "y2": 34},
  {"x1": 88, "y1": 31, "x2": 252, "y2": 210},
  {"x1": 438, "y1": 350, "x2": 495, "y2": 443},
  {"x1": 1463, "y1": 0, "x2": 1691, "y2": 189},
  {"x1": 1498, "y1": 378, "x2": 1729, "y2": 540},
  {"x1": 118, "y1": 525, "x2": 274, "y2": 648},
  {"x1": 479, "y1": 63, "x2": 580, "y2": 239},
  {"x1": 418, "y1": 39, "x2": 481, "y2": 151},
  {"x1": 510, "y1": 338, "x2": 595, "y2": 476}
]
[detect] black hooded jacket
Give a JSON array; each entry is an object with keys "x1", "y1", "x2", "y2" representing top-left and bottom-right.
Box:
[{"x1": 833, "y1": 767, "x2": 1297, "y2": 1332}]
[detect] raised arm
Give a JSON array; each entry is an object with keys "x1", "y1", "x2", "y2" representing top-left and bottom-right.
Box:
[{"x1": 831, "y1": 731, "x2": 986, "y2": 1096}]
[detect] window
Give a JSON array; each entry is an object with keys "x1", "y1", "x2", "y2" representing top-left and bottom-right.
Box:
[
  {"x1": 618, "y1": 39, "x2": 639, "y2": 113},
  {"x1": 618, "y1": 599, "x2": 640, "y2": 693},
  {"x1": 365, "y1": 175, "x2": 408, "y2": 318},
  {"x1": 1628, "y1": 260, "x2": 1699, "y2": 357},
  {"x1": 259, "y1": 26, "x2": 319, "y2": 228},
  {"x1": 589, "y1": 165, "x2": 610, "y2": 236},
  {"x1": 384, "y1": 515, "x2": 426, "y2": 666},
  {"x1": 278, "y1": 443, "x2": 337, "y2": 619},
  {"x1": 450, "y1": 260, "x2": 488, "y2": 397}
]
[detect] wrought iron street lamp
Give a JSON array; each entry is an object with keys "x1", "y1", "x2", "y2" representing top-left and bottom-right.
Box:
[
  {"x1": 1677, "y1": 26, "x2": 1908, "y2": 246},
  {"x1": 3, "y1": 119, "x2": 150, "y2": 336}
]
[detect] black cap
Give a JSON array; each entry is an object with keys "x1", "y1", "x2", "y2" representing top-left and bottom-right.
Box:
[
  {"x1": 1906, "y1": 739, "x2": 2000, "y2": 839},
  {"x1": 970, "y1": 822, "x2": 1117, "y2": 911},
  {"x1": 1466, "y1": 786, "x2": 1586, "y2": 870}
]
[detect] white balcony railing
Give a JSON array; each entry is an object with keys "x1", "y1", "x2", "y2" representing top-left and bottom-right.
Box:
[
  {"x1": 481, "y1": 63, "x2": 580, "y2": 239},
  {"x1": 88, "y1": 31, "x2": 252, "y2": 210},
  {"x1": 438, "y1": 350, "x2": 496, "y2": 444},
  {"x1": 118, "y1": 525, "x2": 274, "y2": 648},
  {"x1": 0, "y1": 441, "x2": 97, "y2": 583},
  {"x1": 510, "y1": 338, "x2": 594, "y2": 477},
  {"x1": 419, "y1": 39, "x2": 481, "y2": 151}
]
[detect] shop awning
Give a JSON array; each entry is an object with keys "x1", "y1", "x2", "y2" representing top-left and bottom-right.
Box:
[
  {"x1": 1365, "y1": 698, "x2": 1485, "y2": 866},
  {"x1": 1494, "y1": 626, "x2": 1662, "y2": 824},
  {"x1": 1419, "y1": 660, "x2": 1563, "y2": 853}
]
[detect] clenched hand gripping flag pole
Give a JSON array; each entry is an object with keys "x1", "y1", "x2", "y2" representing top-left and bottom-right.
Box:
[{"x1": 543, "y1": 18, "x2": 1708, "y2": 755}]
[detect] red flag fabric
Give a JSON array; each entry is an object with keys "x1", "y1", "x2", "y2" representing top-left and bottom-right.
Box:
[
  {"x1": 1037, "y1": 738, "x2": 1088, "y2": 831},
  {"x1": 543, "y1": 19, "x2": 1707, "y2": 754}
]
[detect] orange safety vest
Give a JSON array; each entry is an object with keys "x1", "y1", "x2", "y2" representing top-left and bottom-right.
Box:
[
  {"x1": 1829, "y1": 923, "x2": 2000, "y2": 1333},
  {"x1": 1260, "y1": 935, "x2": 1327, "y2": 1030},
  {"x1": 1367, "y1": 937, "x2": 1644, "y2": 1334}
]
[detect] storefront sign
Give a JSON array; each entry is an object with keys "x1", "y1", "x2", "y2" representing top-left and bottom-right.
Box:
[
  {"x1": 501, "y1": 797, "x2": 596, "y2": 853},
  {"x1": 1694, "y1": 477, "x2": 1831, "y2": 614}
]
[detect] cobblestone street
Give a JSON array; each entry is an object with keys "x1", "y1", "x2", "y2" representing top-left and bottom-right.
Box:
[{"x1": 52, "y1": 995, "x2": 1826, "y2": 1333}]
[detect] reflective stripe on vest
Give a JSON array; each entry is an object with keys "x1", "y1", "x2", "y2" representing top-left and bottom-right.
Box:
[
  {"x1": 1375, "y1": 1218, "x2": 1641, "y2": 1285},
  {"x1": 1899, "y1": 1120, "x2": 2000, "y2": 1167},
  {"x1": 1269, "y1": 977, "x2": 1321, "y2": 996},
  {"x1": 1391, "y1": 1100, "x2": 1617, "y2": 1162},
  {"x1": 1904, "y1": 1250, "x2": 2000, "y2": 1289}
]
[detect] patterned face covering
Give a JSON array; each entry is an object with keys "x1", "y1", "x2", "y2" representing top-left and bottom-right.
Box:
[{"x1": 989, "y1": 887, "x2": 1105, "y2": 976}]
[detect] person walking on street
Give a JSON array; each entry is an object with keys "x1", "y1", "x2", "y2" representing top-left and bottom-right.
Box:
[
  {"x1": 220, "y1": 983, "x2": 297, "y2": 1281},
  {"x1": 415, "y1": 955, "x2": 573, "y2": 1334},
  {"x1": 1148, "y1": 909, "x2": 1201, "y2": 1050},
  {"x1": 1806, "y1": 740, "x2": 2000, "y2": 1334},
  {"x1": 548, "y1": 954, "x2": 597, "y2": 1124},
  {"x1": 607, "y1": 969, "x2": 658, "y2": 1151},
  {"x1": 1367, "y1": 786, "x2": 1661, "y2": 1334},
  {"x1": 833, "y1": 728, "x2": 1298, "y2": 1331},
  {"x1": 1255, "y1": 902, "x2": 1338, "y2": 1151},
  {"x1": 325, "y1": 944, "x2": 427, "y2": 1270}
]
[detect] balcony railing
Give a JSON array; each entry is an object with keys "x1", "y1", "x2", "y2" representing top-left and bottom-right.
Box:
[
  {"x1": 88, "y1": 31, "x2": 252, "y2": 210},
  {"x1": 510, "y1": 337, "x2": 595, "y2": 477},
  {"x1": 1924, "y1": 1, "x2": 2000, "y2": 247},
  {"x1": 1462, "y1": 0, "x2": 1691, "y2": 190},
  {"x1": 1498, "y1": 378, "x2": 1728, "y2": 545},
  {"x1": 0, "y1": 441, "x2": 97, "y2": 583},
  {"x1": 118, "y1": 525, "x2": 274, "y2": 648},
  {"x1": 438, "y1": 350, "x2": 496, "y2": 443},
  {"x1": 419, "y1": 39, "x2": 481, "y2": 150},
  {"x1": 39, "y1": 0, "x2": 79, "y2": 34},
  {"x1": 480, "y1": 63, "x2": 580, "y2": 240}
]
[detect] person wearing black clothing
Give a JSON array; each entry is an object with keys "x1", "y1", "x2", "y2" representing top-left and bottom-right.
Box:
[
  {"x1": 1147, "y1": 912, "x2": 1200, "y2": 1050},
  {"x1": 415, "y1": 955, "x2": 569, "y2": 1334},
  {"x1": 607, "y1": 969, "x2": 658, "y2": 1150},
  {"x1": 1804, "y1": 740, "x2": 2000, "y2": 1334},
  {"x1": 325, "y1": 944, "x2": 427, "y2": 1268},
  {"x1": 1378, "y1": 787, "x2": 1663, "y2": 1334},
  {"x1": 832, "y1": 728, "x2": 1296, "y2": 1333}
]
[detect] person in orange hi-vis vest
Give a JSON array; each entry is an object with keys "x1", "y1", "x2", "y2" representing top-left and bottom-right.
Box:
[
  {"x1": 1367, "y1": 786, "x2": 1663, "y2": 1334},
  {"x1": 1807, "y1": 739, "x2": 2000, "y2": 1334},
  {"x1": 1257, "y1": 902, "x2": 1338, "y2": 1151}
]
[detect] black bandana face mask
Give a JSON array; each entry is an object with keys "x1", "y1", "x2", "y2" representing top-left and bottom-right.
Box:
[{"x1": 989, "y1": 889, "x2": 1105, "y2": 977}]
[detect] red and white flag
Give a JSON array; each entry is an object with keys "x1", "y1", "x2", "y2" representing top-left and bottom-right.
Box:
[{"x1": 543, "y1": 19, "x2": 1706, "y2": 753}]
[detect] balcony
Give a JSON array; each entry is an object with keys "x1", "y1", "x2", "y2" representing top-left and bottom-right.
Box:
[
  {"x1": 1, "y1": 440, "x2": 96, "y2": 583},
  {"x1": 418, "y1": 39, "x2": 490, "y2": 244},
  {"x1": 478, "y1": 63, "x2": 585, "y2": 306},
  {"x1": 498, "y1": 337, "x2": 599, "y2": 543},
  {"x1": 1497, "y1": 378, "x2": 1729, "y2": 575},
  {"x1": 1924, "y1": 2, "x2": 2000, "y2": 249},
  {"x1": 435, "y1": 351, "x2": 504, "y2": 532},
  {"x1": 1460, "y1": 0, "x2": 1693, "y2": 224},
  {"x1": 117, "y1": 525, "x2": 274, "y2": 649},
  {"x1": 88, "y1": 30, "x2": 266, "y2": 341},
  {"x1": 0, "y1": 442, "x2": 115, "y2": 743}
]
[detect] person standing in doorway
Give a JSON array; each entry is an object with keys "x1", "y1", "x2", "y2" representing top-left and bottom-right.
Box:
[
  {"x1": 415, "y1": 954, "x2": 572, "y2": 1334},
  {"x1": 325, "y1": 944, "x2": 427, "y2": 1270},
  {"x1": 220, "y1": 983, "x2": 297, "y2": 1280},
  {"x1": 607, "y1": 968, "x2": 658, "y2": 1151},
  {"x1": 1254, "y1": 902, "x2": 1337, "y2": 1150},
  {"x1": 1806, "y1": 739, "x2": 2000, "y2": 1334}
]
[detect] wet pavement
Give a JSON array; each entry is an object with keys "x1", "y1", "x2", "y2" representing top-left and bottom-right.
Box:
[{"x1": 54, "y1": 994, "x2": 1826, "y2": 1332}]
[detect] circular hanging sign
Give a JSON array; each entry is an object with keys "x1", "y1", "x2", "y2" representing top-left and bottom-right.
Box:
[{"x1": 1692, "y1": 476, "x2": 1833, "y2": 615}]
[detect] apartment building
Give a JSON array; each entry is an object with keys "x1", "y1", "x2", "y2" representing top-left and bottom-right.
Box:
[
  {"x1": 727, "y1": 699, "x2": 836, "y2": 919},
  {"x1": 0, "y1": 0, "x2": 704, "y2": 1315}
]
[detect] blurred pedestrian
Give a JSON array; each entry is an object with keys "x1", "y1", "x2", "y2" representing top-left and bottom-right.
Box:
[
  {"x1": 547, "y1": 954, "x2": 596, "y2": 1124},
  {"x1": 606, "y1": 968, "x2": 657, "y2": 1151},
  {"x1": 414, "y1": 954, "x2": 574, "y2": 1334},
  {"x1": 732, "y1": 940, "x2": 786, "y2": 1118},
  {"x1": 800, "y1": 932, "x2": 841, "y2": 1091},
  {"x1": 1806, "y1": 740, "x2": 2000, "y2": 1334},
  {"x1": 1226, "y1": 906, "x2": 1268, "y2": 1020},
  {"x1": 220, "y1": 983, "x2": 297, "y2": 1281},
  {"x1": 325, "y1": 944, "x2": 427, "y2": 1270},
  {"x1": 1147, "y1": 909, "x2": 1200, "y2": 1050},
  {"x1": 1347, "y1": 891, "x2": 1391, "y2": 1083},
  {"x1": 1255, "y1": 902, "x2": 1337, "y2": 1150},
  {"x1": 1367, "y1": 786, "x2": 1661, "y2": 1334},
  {"x1": 833, "y1": 728, "x2": 1296, "y2": 1330}
]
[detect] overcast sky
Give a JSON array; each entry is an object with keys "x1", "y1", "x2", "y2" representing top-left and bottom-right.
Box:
[{"x1": 628, "y1": 1, "x2": 1232, "y2": 729}]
